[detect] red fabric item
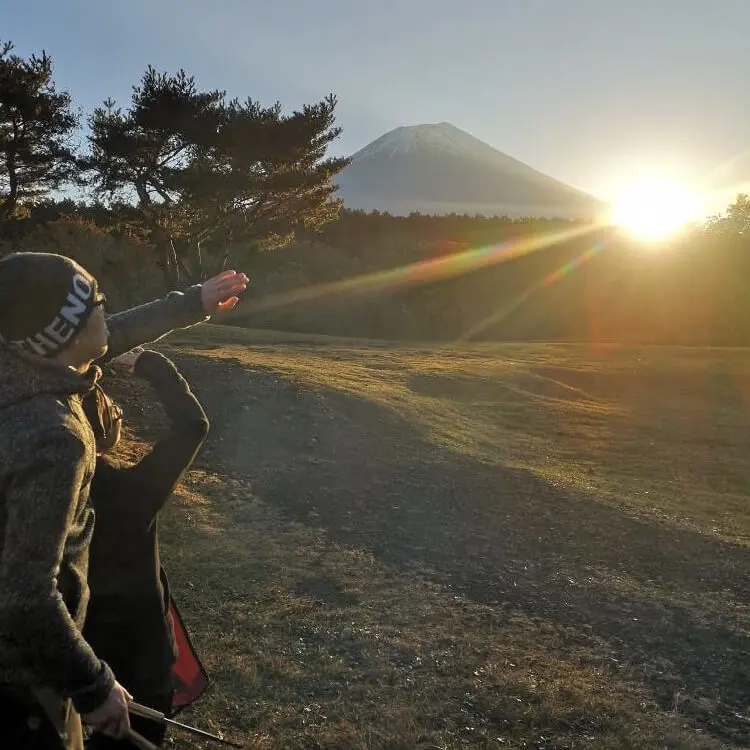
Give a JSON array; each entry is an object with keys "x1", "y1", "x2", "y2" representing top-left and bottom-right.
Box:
[{"x1": 168, "y1": 596, "x2": 210, "y2": 715}]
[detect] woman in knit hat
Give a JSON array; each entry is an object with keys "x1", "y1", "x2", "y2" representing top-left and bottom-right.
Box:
[{"x1": 0, "y1": 252, "x2": 247, "y2": 750}]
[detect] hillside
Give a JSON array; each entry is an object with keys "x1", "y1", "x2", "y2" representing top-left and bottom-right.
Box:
[
  {"x1": 104, "y1": 324, "x2": 750, "y2": 749},
  {"x1": 335, "y1": 123, "x2": 605, "y2": 219},
  {"x1": 5, "y1": 208, "x2": 750, "y2": 347},
  {"x1": 229, "y1": 219, "x2": 750, "y2": 348}
]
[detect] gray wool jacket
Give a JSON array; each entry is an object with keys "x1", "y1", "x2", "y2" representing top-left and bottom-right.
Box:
[{"x1": 0, "y1": 286, "x2": 207, "y2": 714}]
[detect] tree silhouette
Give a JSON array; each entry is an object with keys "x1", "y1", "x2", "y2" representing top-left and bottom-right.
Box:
[
  {"x1": 0, "y1": 41, "x2": 79, "y2": 219},
  {"x1": 85, "y1": 66, "x2": 349, "y2": 284}
]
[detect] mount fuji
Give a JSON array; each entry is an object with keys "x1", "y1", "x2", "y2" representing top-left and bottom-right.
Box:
[{"x1": 335, "y1": 122, "x2": 604, "y2": 219}]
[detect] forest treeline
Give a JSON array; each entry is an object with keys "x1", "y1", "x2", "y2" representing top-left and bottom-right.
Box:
[{"x1": 2, "y1": 40, "x2": 749, "y2": 345}]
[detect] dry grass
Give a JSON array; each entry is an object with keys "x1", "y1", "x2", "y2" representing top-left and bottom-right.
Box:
[
  {"x1": 103, "y1": 325, "x2": 750, "y2": 748},
  {"x1": 177, "y1": 326, "x2": 750, "y2": 543}
]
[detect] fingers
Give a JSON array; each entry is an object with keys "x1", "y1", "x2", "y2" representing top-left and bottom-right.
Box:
[
  {"x1": 99, "y1": 714, "x2": 129, "y2": 739},
  {"x1": 82, "y1": 681, "x2": 134, "y2": 740},
  {"x1": 111, "y1": 347, "x2": 142, "y2": 370},
  {"x1": 201, "y1": 271, "x2": 248, "y2": 314},
  {"x1": 212, "y1": 280, "x2": 246, "y2": 300},
  {"x1": 205, "y1": 278, "x2": 246, "y2": 298},
  {"x1": 209, "y1": 269, "x2": 247, "y2": 289},
  {"x1": 108, "y1": 718, "x2": 129, "y2": 740},
  {"x1": 220, "y1": 271, "x2": 248, "y2": 284},
  {"x1": 118, "y1": 712, "x2": 132, "y2": 739},
  {"x1": 216, "y1": 276, "x2": 248, "y2": 294},
  {"x1": 217, "y1": 296, "x2": 239, "y2": 312}
]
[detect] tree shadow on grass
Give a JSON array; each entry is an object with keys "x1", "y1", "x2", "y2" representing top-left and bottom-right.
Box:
[{"x1": 169, "y1": 353, "x2": 750, "y2": 746}]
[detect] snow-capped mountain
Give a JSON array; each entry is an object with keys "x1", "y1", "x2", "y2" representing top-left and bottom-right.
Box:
[{"x1": 335, "y1": 122, "x2": 604, "y2": 219}]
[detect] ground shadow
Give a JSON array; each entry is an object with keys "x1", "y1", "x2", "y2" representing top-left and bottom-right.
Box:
[{"x1": 167, "y1": 351, "x2": 750, "y2": 745}]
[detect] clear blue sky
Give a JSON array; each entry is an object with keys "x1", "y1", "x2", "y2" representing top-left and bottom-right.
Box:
[{"x1": 3, "y1": 0, "x2": 748, "y2": 210}]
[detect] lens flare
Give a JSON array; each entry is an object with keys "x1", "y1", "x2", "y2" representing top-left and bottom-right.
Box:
[{"x1": 611, "y1": 178, "x2": 702, "y2": 241}]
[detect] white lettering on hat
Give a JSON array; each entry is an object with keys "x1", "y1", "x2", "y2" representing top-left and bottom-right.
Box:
[
  {"x1": 71, "y1": 274, "x2": 92, "y2": 299},
  {"x1": 23, "y1": 331, "x2": 57, "y2": 356},
  {"x1": 60, "y1": 274, "x2": 93, "y2": 327},
  {"x1": 11, "y1": 272, "x2": 96, "y2": 356},
  {"x1": 44, "y1": 315, "x2": 76, "y2": 345}
]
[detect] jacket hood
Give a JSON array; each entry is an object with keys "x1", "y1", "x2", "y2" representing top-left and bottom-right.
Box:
[{"x1": 0, "y1": 342, "x2": 100, "y2": 412}]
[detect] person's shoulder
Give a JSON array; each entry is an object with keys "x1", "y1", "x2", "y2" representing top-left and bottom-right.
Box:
[
  {"x1": 0, "y1": 395, "x2": 90, "y2": 466},
  {"x1": 11, "y1": 393, "x2": 88, "y2": 434}
]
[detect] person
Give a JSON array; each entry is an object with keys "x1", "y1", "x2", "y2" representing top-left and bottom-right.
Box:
[
  {"x1": 0, "y1": 252, "x2": 247, "y2": 749},
  {"x1": 82, "y1": 346, "x2": 209, "y2": 748}
]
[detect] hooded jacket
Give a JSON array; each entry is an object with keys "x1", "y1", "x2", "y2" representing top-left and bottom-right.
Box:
[{"x1": 0, "y1": 285, "x2": 208, "y2": 715}]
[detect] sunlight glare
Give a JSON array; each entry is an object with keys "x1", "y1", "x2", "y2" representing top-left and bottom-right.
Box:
[{"x1": 611, "y1": 177, "x2": 702, "y2": 241}]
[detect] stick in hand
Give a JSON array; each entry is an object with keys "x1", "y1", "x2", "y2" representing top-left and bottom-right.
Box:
[
  {"x1": 126, "y1": 728, "x2": 159, "y2": 750},
  {"x1": 128, "y1": 701, "x2": 243, "y2": 748}
]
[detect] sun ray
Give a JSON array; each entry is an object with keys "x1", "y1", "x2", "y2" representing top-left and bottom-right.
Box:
[
  {"x1": 227, "y1": 223, "x2": 602, "y2": 317},
  {"x1": 454, "y1": 242, "x2": 605, "y2": 343}
]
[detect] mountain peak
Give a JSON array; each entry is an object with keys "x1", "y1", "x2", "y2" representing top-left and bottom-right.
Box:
[
  {"x1": 337, "y1": 123, "x2": 604, "y2": 219},
  {"x1": 352, "y1": 122, "x2": 486, "y2": 161}
]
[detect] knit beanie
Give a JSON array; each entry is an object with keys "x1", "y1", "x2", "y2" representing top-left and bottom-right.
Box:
[{"x1": 0, "y1": 252, "x2": 101, "y2": 357}]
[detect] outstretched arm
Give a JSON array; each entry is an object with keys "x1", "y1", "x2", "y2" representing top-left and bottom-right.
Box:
[
  {"x1": 100, "y1": 270, "x2": 249, "y2": 363},
  {"x1": 114, "y1": 350, "x2": 209, "y2": 526},
  {"x1": 103, "y1": 286, "x2": 207, "y2": 363}
]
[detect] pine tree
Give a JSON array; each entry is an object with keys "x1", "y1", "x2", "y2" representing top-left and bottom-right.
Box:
[
  {"x1": 0, "y1": 41, "x2": 79, "y2": 219},
  {"x1": 86, "y1": 67, "x2": 349, "y2": 284}
]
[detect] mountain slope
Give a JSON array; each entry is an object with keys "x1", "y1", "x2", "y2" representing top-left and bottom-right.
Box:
[{"x1": 335, "y1": 122, "x2": 604, "y2": 219}]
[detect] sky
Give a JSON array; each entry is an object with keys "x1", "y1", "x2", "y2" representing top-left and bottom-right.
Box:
[{"x1": 3, "y1": 0, "x2": 748, "y2": 213}]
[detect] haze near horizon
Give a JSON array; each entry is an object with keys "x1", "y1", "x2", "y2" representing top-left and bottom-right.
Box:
[{"x1": 3, "y1": 0, "x2": 748, "y2": 216}]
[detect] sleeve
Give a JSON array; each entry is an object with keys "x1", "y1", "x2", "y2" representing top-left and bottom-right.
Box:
[
  {"x1": 100, "y1": 285, "x2": 209, "y2": 363},
  {"x1": 0, "y1": 429, "x2": 115, "y2": 714},
  {"x1": 117, "y1": 351, "x2": 209, "y2": 525}
]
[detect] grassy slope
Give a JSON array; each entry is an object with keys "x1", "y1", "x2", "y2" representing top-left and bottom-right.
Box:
[{"x1": 105, "y1": 325, "x2": 750, "y2": 749}]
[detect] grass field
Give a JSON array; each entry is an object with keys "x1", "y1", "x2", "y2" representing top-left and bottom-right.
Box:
[{"x1": 105, "y1": 325, "x2": 750, "y2": 749}]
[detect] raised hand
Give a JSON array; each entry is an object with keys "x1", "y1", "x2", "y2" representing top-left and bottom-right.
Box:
[{"x1": 200, "y1": 270, "x2": 249, "y2": 314}]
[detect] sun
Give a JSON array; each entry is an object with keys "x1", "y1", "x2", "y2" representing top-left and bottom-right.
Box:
[{"x1": 610, "y1": 177, "x2": 702, "y2": 241}]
